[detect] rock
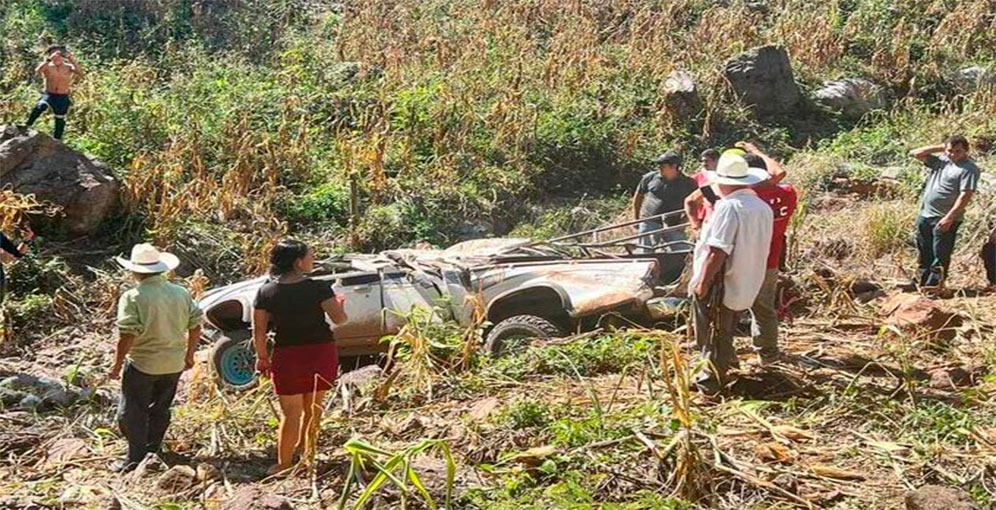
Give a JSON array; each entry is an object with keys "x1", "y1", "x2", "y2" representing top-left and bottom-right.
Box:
[
  {"x1": 155, "y1": 465, "x2": 197, "y2": 492},
  {"x1": 18, "y1": 394, "x2": 43, "y2": 410},
  {"x1": 222, "y1": 487, "x2": 294, "y2": 510},
  {"x1": 905, "y1": 485, "x2": 980, "y2": 510},
  {"x1": 880, "y1": 294, "x2": 962, "y2": 340},
  {"x1": 928, "y1": 366, "x2": 980, "y2": 389},
  {"x1": 196, "y1": 462, "x2": 221, "y2": 482},
  {"x1": 951, "y1": 66, "x2": 996, "y2": 93},
  {"x1": 339, "y1": 364, "x2": 383, "y2": 389},
  {"x1": 133, "y1": 453, "x2": 167, "y2": 478},
  {"x1": 455, "y1": 220, "x2": 494, "y2": 240},
  {"x1": 41, "y1": 388, "x2": 78, "y2": 408},
  {"x1": 724, "y1": 45, "x2": 802, "y2": 117},
  {"x1": 814, "y1": 78, "x2": 887, "y2": 119},
  {"x1": 662, "y1": 70, "x2": 703, "y2": 118},
  {"x1": 0, "y1": 125, "x2": 119, "y2": 235},
  {"x1": 1, "y1": 387, "x2": 27, "y2": 406},
  {"x1": 849, "y1": 279, "x2": 881, "y2": 296}
]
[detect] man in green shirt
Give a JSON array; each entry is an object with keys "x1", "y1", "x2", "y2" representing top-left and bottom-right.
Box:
[{"x1": 109, "y1": 244, "x2": 203, "y2": 472}]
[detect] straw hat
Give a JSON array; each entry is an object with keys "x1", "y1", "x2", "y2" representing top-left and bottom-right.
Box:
[
  {"x1": 116, "y1": 243, "x2": 180, "y2": 274},
  {"x1": 706, "y1": 153, "x2": 769, "y2": 186}
]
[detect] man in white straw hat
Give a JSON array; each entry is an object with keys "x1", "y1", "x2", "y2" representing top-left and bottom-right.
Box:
[
  {"x1": 109, "y1": 243, "x2": 204, "y2": 472},
  {"x1": 688, "y1": 153, "x2": 773, "y2": 394}
]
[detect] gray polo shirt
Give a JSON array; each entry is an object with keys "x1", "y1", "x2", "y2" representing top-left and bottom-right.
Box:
[
  {"x1": 919, "y1": 154, "x2": 980, "y2": 219},
  {"x1": 636, "y1": 171, "x2": 697, "y2": 225}
]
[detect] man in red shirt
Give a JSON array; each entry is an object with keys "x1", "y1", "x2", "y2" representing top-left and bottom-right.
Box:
[
  {"x1": 743, "y1": 151, "x2": 797, "y2": 366},
  {"x1": 684, "y1": 142, "x2": 797, "y2": 366}
]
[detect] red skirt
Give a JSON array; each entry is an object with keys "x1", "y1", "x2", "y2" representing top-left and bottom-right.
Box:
[{"x1": 270, "y1": 342, "x2": 339, "y2": 396}]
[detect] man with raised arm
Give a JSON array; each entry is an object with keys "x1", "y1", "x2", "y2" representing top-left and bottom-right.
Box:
[
  {"x1": 22, "y1": 45, "x2": 84, "y2": 140},
  {"x1": 909, "y1": 136, "x2": 980, "y2": 288}
]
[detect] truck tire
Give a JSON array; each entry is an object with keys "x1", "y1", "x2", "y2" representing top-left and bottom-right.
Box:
[
  {"x1": 486, "y1": 315, "x2": 565, "y2": 356},
  {"x1": 211, "y1": 330, "x2": 258, "y2": 392}
]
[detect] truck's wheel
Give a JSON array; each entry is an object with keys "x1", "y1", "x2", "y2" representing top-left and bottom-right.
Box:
[
  {"x1": 486, "y1": 315, "x2": 565, "y2": 356},
  {"x1": 211, "y1": 330, "x2": 257, "y2": 391}
]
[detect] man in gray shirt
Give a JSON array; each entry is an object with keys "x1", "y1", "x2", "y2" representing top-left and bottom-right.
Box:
[
  {"x1": 910, "y1": 135, "x2": 980, "y2": 288},
  {"x1": 632, "y1": 152, "x2": 697, "y2": 252}
]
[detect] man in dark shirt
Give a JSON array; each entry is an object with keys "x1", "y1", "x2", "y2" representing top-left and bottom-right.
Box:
[{"x1": 632, "y1": 152, "x2": 697, "y2": 252}]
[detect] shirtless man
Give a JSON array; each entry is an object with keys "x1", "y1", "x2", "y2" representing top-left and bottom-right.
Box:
[{"x1": 23, "y1": 45, "x2": 84, "y2": 140}]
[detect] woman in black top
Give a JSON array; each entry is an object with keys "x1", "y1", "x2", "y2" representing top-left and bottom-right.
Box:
[{"x1": 252, "y1": 239, "x2": 347, "y2": 475}]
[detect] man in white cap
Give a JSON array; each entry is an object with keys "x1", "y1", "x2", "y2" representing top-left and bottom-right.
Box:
[
  {"x1": 688, "y1": 152, "x2": 773, "y2": 394},
  {"x1": 109, "y1": 244, "x2": 204, "y2": 472}
]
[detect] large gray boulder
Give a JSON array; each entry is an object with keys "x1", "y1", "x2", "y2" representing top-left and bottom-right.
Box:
[
  {"x1": 0, "y1": 125, "x2": 118, "y2": 235},
  {"x1": 724, "y1": 45, "x2": 802, "y2": 117},
  {"x1": 814, "y1": 78, "x2": 887, "y2": 119}
]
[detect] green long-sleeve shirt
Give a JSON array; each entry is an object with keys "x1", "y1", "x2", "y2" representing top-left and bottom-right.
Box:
[{"x1": 116, "y1": 274, "x2": 204, "y2": 375}]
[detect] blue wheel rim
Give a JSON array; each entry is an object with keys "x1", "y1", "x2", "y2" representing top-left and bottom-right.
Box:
[{"x1": 220, "y1": 341, "x2": 256, "y2": 387}]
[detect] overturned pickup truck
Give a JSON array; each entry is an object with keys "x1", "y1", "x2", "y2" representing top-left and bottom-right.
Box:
[{"x1": 199, "y1": 216, "x2": 691, "y2": 389}]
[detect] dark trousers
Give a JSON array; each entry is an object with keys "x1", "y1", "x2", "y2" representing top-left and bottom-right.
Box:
[
  {"x1": 26, "y1": 93, "x2": 71, "y2": 139},
  {"x1": 692, "y1": 294, "x2": 739, "y2": 384},
  {"x1": 915, "y1": 216, "x2": 961, "y2": 287},
  {"x1": 117, "y1": 363, "x2": 181, "y2": 463}
]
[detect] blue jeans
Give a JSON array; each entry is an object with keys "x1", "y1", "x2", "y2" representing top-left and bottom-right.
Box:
[
  {"x1": 638, "y1": 218, "x2": 687, "y2": 253},
  {"x1": 915, "y1": 215, "x2": 960, "y2": 287}
]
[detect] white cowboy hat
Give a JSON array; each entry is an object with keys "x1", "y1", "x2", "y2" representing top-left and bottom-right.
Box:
[
  {"x1": 707, "y1": 153, "x2": 769, "y2": 186},
  {"x1": 116, "y1": 243, "x2": 180, "y2": 274}
]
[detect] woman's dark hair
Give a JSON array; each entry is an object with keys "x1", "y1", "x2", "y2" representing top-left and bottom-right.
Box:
[{"x1": 269, "y1": 239, "x2": 309, "y2": 276}]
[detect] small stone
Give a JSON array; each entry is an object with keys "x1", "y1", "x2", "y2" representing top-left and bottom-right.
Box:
[
  {"x1": 0, "y1": 387, "x2": 27, "y2": 406},
  {"x1": 905, "y1": 485, "x2": 980, "y2": 510},
  {"x1": 133, "y1": 454, "x2": 167, "y2": 478},
  {"x1": 196, "y1": 462, "x2": 221, "y2": 482},
  {"x1": 18, "y1": 394, "x2": 43, "y2": 410},
  {"x1": 772, "y1": 473, "x2": 799, "y2": 493},
  {"x1": 155, "y1": 465, "x2": 197, "y2": 492}
]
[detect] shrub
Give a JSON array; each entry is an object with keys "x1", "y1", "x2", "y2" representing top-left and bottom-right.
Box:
[{"x1": 860, "y1": 201, "x2": 916, "y2": 258}]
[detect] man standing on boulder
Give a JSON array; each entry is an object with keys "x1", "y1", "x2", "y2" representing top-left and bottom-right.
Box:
[
  {"x1": 688, "y1": 152, "x2": 772, "y2": 394},
  {"x1": 632, "y1": 152, "x2": 697, "y2": 252},
  {"x1": 910, "y1": 136, "x2": 980, "y2": 288},
  {"x1": 22, "y1": 45, "x2": 83, "y2": 140}
]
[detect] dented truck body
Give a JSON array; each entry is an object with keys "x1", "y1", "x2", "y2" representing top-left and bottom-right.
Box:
[{"x1": 199, "y1": 235, "x2": 689, "y2": 389}]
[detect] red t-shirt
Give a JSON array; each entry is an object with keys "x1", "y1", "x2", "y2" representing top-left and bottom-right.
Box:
[{"x1": 754, "y1": 184, "x2": 798, "y2": 269}]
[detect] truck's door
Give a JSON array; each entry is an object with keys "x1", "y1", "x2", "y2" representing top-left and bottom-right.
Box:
[
  {"x1": 381, "y1": 271, "x2": 449, "y2": 333},
  {"x1": 328, "y1": 272, "x2": 389, "y2": 356}
]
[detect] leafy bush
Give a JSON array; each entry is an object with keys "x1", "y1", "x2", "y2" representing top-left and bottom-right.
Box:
[{"x1": 280, "y1": 182, "x2": 350, "y2": 225}]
